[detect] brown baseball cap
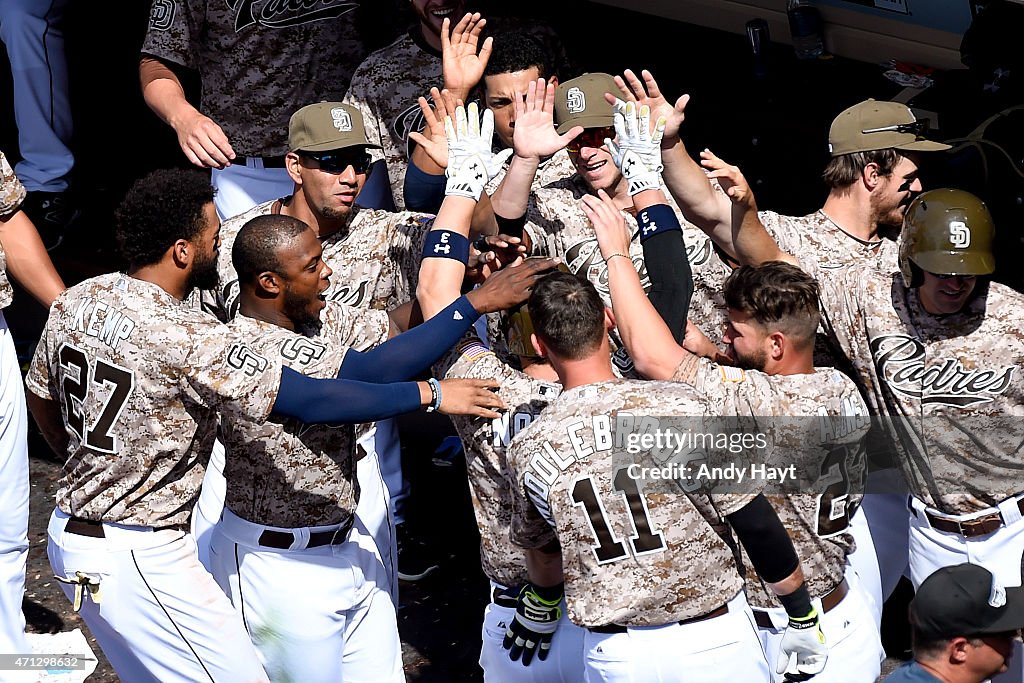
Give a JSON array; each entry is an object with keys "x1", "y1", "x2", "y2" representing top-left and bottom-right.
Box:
[
  {"x1": 288, "y1": 102, "x2": 381, "y2": 153},
  {"x1": 828, "y1": 99, "x2": 950, "y2": 157},
  {"x1": 554, "y1": 73, "x2": 616, "y2": 134}
]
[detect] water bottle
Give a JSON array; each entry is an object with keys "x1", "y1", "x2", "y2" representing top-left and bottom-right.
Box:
[
  {"x1": 787, "y1": 0, "x2": 825, "y2": 59},
  {"x1": 746, "y1": 18, "x2": 770, "y2": 78}
]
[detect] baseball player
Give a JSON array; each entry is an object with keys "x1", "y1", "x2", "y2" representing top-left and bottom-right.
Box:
[
  {"x1": 208, "y1": 212, "x2": 539, "y2": 682},
  {"x1": 194, "y1": 101, "x2": 459, "y2": 589},
  {"x1": 582, "y1": 102, "x2": 882, "y2": 681},
  {"x1": 806, "y1": 189, "x2": 1024, "y2": 682},
  {"x1": 501, "y1": 268, "x2": 829, "y2": 682},
  {"x1": 414, "y1": 101, "x2": 587, "y2": 681},
  {"x1": 21, "y1": 168, "x2": 502, "y2": 683},
  {"x1": 486, "y1": 73, "x2": 734, "y2": 369},
  {"x1": 0, "y1": 0, "x2": 75, "y2": 246},
  {"x1": 140, "y1": 0, "x2": 376, "y2": 218},
  {"x1": 0, "y1": 151, "x2": 65, "y2": 682},
  {"x1": 640, "y1": 68, "x2": 951, "y2": 626}
]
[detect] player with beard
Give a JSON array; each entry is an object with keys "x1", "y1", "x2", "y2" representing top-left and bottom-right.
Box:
[
  {"x1": 23, "y1": 168, "x2": 510, "y2": 682},
  {"x1": 584, "y1": 103, "x2": 882, "y2": 681}
]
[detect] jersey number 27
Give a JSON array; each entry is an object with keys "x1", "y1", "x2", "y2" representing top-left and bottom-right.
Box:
[{"x1": 58, "y1": 344, "x2": 135, "y2": 453}]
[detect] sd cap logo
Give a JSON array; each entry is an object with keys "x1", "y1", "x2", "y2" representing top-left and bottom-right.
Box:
[
  {"x1": 331, "y1": 108, "x2": 353, "y2": 132},
  {"x1": 566, "y1": 87, "x2": 586, "y2": 114},
  {"x1": 949, "y1": 220, "x2": 971, "y2": 249}
]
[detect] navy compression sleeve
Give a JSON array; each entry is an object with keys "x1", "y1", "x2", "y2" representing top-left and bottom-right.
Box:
[
  {"x1": 638, "y1": 204, "x2": 693, "y2": 345},
  {"x1": 403, "y1": 159, "x2": 447, "y2": 213},
  {"x1": 338, "y1": 295, "x2": 479, "y2": 382},
  {"x1": 272, "y1": 366, "x2": 421, "y2": 423},
  {"x1": 726, "y1": 494, "x2": 800, "y2": 583},
  {"x1": 356, "y1": 160, "x2": 397, "y2": 212}
]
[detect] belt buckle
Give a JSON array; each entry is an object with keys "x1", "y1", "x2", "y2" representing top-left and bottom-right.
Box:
[{"x1": 959, "y1": 513, "x2": 1002, "y2": 537}]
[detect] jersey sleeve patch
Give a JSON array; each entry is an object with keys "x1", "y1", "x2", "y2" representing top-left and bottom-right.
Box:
[
  {"x1": 719, "y1": 366, "x2": 746, "y2": 383},
  {"x1": 458, "y1": 339, "x2": 492, "y2": 363}
]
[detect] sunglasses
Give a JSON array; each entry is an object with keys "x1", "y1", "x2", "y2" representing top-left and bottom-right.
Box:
[
  {"x1": 300, "y1": 149, "x2": 372, "y2": 174},
  {"x1": 861, "y1": 120, "x2": 929, "y2": 138},
  {"x1": 566, "y1": 126, "x2": 615, "y2": 154}
]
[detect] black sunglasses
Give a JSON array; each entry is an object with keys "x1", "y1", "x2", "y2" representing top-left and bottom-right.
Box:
[
  {"x1": 300, "y1": 149, "x2": 372, "y2": 174},
  {"x1": 861, "y1": 120, "x2": 929, "y2": 137}
]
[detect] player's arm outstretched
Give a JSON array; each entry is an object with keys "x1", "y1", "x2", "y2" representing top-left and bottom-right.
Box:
[
  {"x1": 584, "y1": 97, "x2": 697, "y2": 380},
  {"x1": 726, "y1": 495, "x2": 829, "y2": 679}
]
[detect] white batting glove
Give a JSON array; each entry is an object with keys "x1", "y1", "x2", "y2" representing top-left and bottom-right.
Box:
[
  {"x1": 445, "y1": 102, "x2": 513, "y2": 201},
  {"x1": 606, "y1": 99, "x2": 667, "y2": 196},
  {"x1": 776, "y1": 607, "x2": 828, "y2": 680}
]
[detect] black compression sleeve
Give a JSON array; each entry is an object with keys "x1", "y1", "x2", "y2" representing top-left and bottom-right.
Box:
[
  {"x1": 637, "y1": 205, "x2": 692, "y2": 345},
  {"x1": 726, "y1": 494, "x2": 800, "y2": 583},
  {"x1": 273, "y1": 367, "x2": 422, "y2": 422}
]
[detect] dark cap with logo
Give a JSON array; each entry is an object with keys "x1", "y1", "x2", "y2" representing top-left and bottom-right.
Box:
[
  {"x1": 828, "y1": 99, "x2": 950, "y2": 157},
  {"x1": 288, "y1": 102, "x2": 381, "y2": 153},
  {"x1": 554, "y1": 73, "x2": 616, "y2": 134},
  {"x1": 911, "y1": 563, "x2": 1024, "y2": 640}
]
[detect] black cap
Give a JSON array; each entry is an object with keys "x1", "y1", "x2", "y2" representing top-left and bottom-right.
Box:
[{"x1": 911, "y1": 564, "x2": 1024, "y2": 640}]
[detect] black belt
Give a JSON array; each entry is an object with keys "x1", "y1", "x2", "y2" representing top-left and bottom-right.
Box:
[
  {"x1": 233, "y1": 155, "x2": 287, "y2": 168},
  {"x1": 752, "y1": 579, "x2": 849, "y2": 629},
  {"x1": 588, "y1": 604, "x2": 730, "y2": 634},
  {"x1": 257, "y1": 517, "x2": 353, "y2": 550},
  {"x1": 64, "y1": 516, "x2": 185, "y2": 538},
  {"x1": 65, "y1": 516, "x2": 105, "y2": 538},
  {"x1": 922, "y1": 498, "x2": 1024, "y2": 538}
]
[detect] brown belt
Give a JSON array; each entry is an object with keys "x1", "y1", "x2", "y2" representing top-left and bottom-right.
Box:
[
  {"x1": 752, "y1": 578, "x2": 849, "y2": 629},
  {"x1": 922, "y1": 498, "x2": 1024, "y2": 538},
  {"x1": 257, "y1": 518, "x2": 353, "y2": 550},
  {"x1": 589, "y1": 604, "x2": 730, "y2": 634},
  {"x1": 233, "y1": 155, "x2": 287, "y2": 168}
]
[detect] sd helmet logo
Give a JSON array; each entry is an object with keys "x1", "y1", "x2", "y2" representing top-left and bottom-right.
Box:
[{"x1": 949, "y1": 220, "x2": 971, "y2": 249}]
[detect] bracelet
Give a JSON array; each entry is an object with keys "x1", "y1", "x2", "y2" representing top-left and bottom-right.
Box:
[
  {"x1": 425, "y1": 377, "x2": 443, "y2": 413},
  {"x1": 605, "y1": 252, "x2": 631, "y2": 264},
  {"x1": 422, "y1": 230, "x2": 470, "y2": 264}
]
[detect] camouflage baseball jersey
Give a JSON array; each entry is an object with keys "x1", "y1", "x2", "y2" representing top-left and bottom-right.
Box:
[
  {"x1": 0, "y1": 151, "x2": 25, "y2": 309},
  {"x1": 821, "y1": 270, "x2": 1024, "y2": 515},
  {"x1": 436, "y1": 333, "x2": 560, "y2": 588},
  {"x1": 220, "y1": 302, "x2": 390, "y2": 528},
  {"x1": 204, "y1": 198, "x2": 432, "y2": 322},
  {"x1": 141, "y1": 0, "x2": 367, "y2": 156},
  {"x1": 525, "y1": 179, "x2": 733, "y2": 356},
  {"x1": 678, "y1": 358, "x2": 869, "y2": 607},
  {"x1": 507, "y1": 379, "x2": 761, "y2": 628},
  {"x1": 343, "y1": 31, "x2": 440, "y2": 210},
  {"x1": 25, "y1": 273, "x2": 282, "y2": 528},
  {"x1": 760, "y1": 210, "x2": 900, "y2": 275}
]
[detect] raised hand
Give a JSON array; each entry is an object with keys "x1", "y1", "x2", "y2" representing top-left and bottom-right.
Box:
[
  {"x1": 441, "y1": 14, "x2": 492, "y2": 99},
  {"x1": 444, "y1": 102, "x2": 513, "y2": 200},
  {"x1": 581, "y1": 190, "x2": 631, "y2": 261},
  {"x1": 409, "y1": 87, "x2": 460, "y2": 170},
  {"x1": 437, "y1": 378, "x2": 505, "y2": 418},
  {"x1": 465, "y1": 234, "x2": 529, "y2": 285},
  {"x1": 606, "y1": 99, "x2": 666, "y2": 196},
  {"x1": 700, "y1": 149, "x2": 755, "y2": 209},
  {"x1": 512, "y1": 78, "x2": 583, "y2": 160},
  {"x1": 606, "y1": 69, "x2": 690, "y2": 143}
]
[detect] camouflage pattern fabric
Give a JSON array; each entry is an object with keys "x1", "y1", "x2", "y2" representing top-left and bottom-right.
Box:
[
  {"x1": 437, "y1": 332, "x2": 560, "y2": 588},
  {"x1": 343, "y1": 32, "x2": 441, "y2": 210},
  {"x1": 0, "y1": 151, "x2": 25, "y2": 309},
  {"x1": 506, "y1": 379, "x2": 760, "y2": 628},
  {"x1": 682, "y1": 359, "x2": 869, "y2": 607},
  {"x1": 141, "y1": 0, "x2": 368, "y2": 156},
  {"x1": 820, "y1": 269, "x2": 1024, "y2": 515},
  {"x1": 220, "y1": 302, "x2": 390, "y2": 528},
  {"x1": 26, "y1": 274, "x2": 282, "y2": 527}
]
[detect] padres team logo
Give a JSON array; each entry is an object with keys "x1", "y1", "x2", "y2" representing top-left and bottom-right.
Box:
[
  {"x1": 227, "y1": 343, "x2": 270, "y2": 377},
  {"x1": 871, "y1": 334, "x2": 1015, "y2": 407},
  {"x1": 949, "y1": 220, "x2": 971, "y2": 248},
  {"x1": 331, "y1": 108, "x2": 353, "y2": 133},
  {"x1": 229, "y1": 0, "x2": 358, "y2": 32},
  {"x1": 280, "y1": 338, "x2": 327, "y2": 366},
  {"x1": 566, "y1": 87, "x2": 586, "y2": 114},
  {"x1": 148, "y1": 0, "x2": 175, "y2": 31},
  {"x1": 564, "y1": 238, "x2": 650, "y2": 298}
]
